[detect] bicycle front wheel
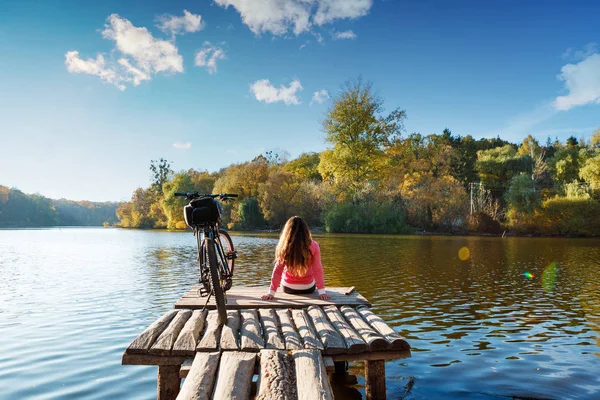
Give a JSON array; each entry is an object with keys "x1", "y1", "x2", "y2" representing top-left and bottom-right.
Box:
[{"x1": 205, "y1": 236, "x2": 227, "y2": 325}]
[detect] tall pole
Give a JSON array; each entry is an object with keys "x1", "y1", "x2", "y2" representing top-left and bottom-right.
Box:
[{"x1": 470, "y1": 182, "x2": 474, "y2": 215}]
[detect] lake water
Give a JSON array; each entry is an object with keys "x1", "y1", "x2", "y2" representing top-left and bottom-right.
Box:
[{"x1": 1, "y1": 228, "x2": 599, "y2": 399}]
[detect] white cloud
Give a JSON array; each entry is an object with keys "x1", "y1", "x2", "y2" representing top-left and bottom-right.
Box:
[
  {"x1": 314, "y1": 0, "x2": 371, "y2": 25},
  {"x1": 562, "y1": 42, "x2": 597, "y2": 62},
  {"x1": 333, "y1": 30, "x2": 356, "y2": 40},
  {"x1": 250, "y1": 79, "x2": 303, "y2": 105},
  {"x1": 65, "y1": 51, "x2": 125, "y2": 91},
  {"x1": 102, "y1": 14, "x2": 183, "y2": 74},
  {"x1": 173, "y1": 142, "x2": 192, "y2": 150},
  {"x1": 310, "y1": 89, "x2": 329, "y2": 105},
  {"x1": 299, "y1": 43, "x2": 307, "y2": 50},
  {"x1": 157, "y1": 10, "x2": 204, "y2": 36},
  {"x1": 214, "y1": 0, "x2": 372, "y2": 36},
  {"x1": 195, "y1": 42, "x2": 227, "y2": 74},
  {"x1": 66, "y1": 14, "x2": 184, "y2": 90},
  {"x1": 554, "y1": 53, "x2": 600, "y2": 111}
]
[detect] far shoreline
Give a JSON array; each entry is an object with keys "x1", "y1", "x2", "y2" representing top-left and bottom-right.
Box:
[{"x1": 2, "y1": 225, "x2": 599, "y2": 239}]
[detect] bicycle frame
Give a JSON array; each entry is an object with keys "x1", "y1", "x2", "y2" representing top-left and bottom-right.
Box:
[{"x1": 194, "y1": 224, "x2": 233, "y2": 292}]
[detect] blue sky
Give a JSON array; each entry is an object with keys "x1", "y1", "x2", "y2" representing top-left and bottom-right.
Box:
[{"x1": 1, "y1": 0, "x2": 599, "y2": 201}]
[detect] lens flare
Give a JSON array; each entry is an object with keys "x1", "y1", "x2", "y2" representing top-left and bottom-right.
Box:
[
  {"x1": 523, "y1": 272, "x2": 535, "y2": 279},
  {"x1": 458, "y1": 247, "x2": 470, "y2": 261},
  {"x1": 542, "y1": 261, "x2": 558, "y2": 293}
]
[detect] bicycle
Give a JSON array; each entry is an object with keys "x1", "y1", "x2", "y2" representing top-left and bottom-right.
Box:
[{"x1": 174, "y1": 192, "x2": 238, "y2": 324}]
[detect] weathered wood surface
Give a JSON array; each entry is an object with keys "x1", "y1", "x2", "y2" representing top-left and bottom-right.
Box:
[
  {"x1": 175, "y1": 286, "x2": 370, "y2": 309},
  {"x1": 291, "y1": 309, "x2": 323, "y2": 350},
  {"x1": 239, "y1": 309, "x2": 264, "y2": 351},
  {"x1": 293, "y1": 349, "x2": 334, "y2": 400},
  {"x1": 365, "y1": 360, "x2": 386, "y2": 400},
  {"x1": 127, "y1": 310, "x2": 179, "y2": 354},
  {"x1": 340, "y1": 306, "x2": 390, "y2": 351},
  {"x1": 322, "y1": 356, "x2": 335, "y2": 374},
  {"x1": 122, "y1": 353, "x2": 186, "y2": 366},
  {"x1": 256, "y1": 350, "x2": 297, "y2": 400},
  {"x1": 212, "y1": 351, "x2": 257, "y2": 400},
  {"x1": 150, "y1": 310, "x2": 193, "y2": 356},
  {"x1": 176, "y1": 352, "x2": 220, "y2": 400},
  {"x1": 356, "y1": 306, "x2": 410, "y2": 350},
  {"x1": 330, "y1": 350, "x2": 411, "y2": 362},
  {"x1": 259, "y1": 308, "x2": 284, "y2": 350},
  {"x1": 220, "y1": 310, "x2": 241, "y2": 350},
  {"x1": 307, "y1": 306, "x2": 346, "y2": 355},
  {"x1": 196, "y1": 311, "x2": 222, "y2": 352},
  {"x1": 158, "y1": 365, "x2": 181, "y2": 400},
  {"x1": 172, "y1": 310, "x2": 208, "y2": 356},
  {"x1": 323, "y1": 306, "x2": 367, "y2": 354},
  {"x1": 276, "y1": 309, "x2": 303, "y2": 350}
]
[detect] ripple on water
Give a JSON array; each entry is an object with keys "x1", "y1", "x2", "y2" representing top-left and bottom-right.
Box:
[{"x1": 1, "y1": 230, "x2": 600, "y2": 399}]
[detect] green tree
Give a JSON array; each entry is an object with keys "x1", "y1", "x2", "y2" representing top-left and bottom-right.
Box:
[
  {"x1": 319, "y1": 79, "x2": 406, "y2": 196},
  {"x1": 284, "y1": 152, "x2": 322, "y2": 182},
  {"x1": 149, "y1": 158, "x2": 173, "y2": 195},
  {"x1": 475, "y1": 145, "x2": 532, "y2": 189},
  {"x1": 504, "y1": 173, "x2": 540, "y2": 214}
]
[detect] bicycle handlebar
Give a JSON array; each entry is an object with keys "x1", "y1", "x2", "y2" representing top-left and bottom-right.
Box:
[{"x1": 174, "y1": 192, "x2": 239, "y2": 200}]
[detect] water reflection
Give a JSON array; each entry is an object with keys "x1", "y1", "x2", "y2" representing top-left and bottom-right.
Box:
[{"x1": 0, "y1": 229, "x2": 599, "y2": 399}]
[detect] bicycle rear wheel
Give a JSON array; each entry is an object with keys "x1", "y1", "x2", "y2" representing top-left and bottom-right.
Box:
[
  {"x1": 205, "y1": 236, "x2": 227, "y2": 325},
  {"x1": 217, "y1": 229, "x2": 235, "y2": 275}
]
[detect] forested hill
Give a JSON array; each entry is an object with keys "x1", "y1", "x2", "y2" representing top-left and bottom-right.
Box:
[{"x1": 0, "y1": 186, "x2": 119, "y2": 227}]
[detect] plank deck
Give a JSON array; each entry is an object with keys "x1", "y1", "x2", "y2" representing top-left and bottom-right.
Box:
[{"x1": 174, "y1": 286, "x2": 370, "y2": 309}]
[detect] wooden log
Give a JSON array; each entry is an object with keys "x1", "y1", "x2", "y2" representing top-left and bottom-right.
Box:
[
  {"x1": 356, "y1": 306, "x2": 410, "y2": 350},
  {"x1": 322, "y1": 357, "x2": 335, "y2": 374},
  {"x1": 255, "y1": 350, "x2": 296, "y2": 400},
  {"x1": 323, "y1": 306, "x2": 367, "y2": 354},
  {"x1": 365, "y1": 360, "x2": 386, "y2": 400},
  {"x1": 291, "y1": 309, "x2": 323, "y2": 350},
  {"x1": 127, "y1": 310, "x2": 179, "y2": 354},
  {"x1": 276, "y1": 309, "x2": 302, "y2": 350},
  {"x1": 212, "y1": 351, "x2": 257, "y2": 399},
  {"x1": 220, "y1": 310, "x2": 241, "y2": 350},
  {"x1": 158, "y1": 365, "x2": 181, "y2": 400},
  {"x1": 259, "y1": 308, "x2": 284, "y2": 350},
  {"x1": 292, "y1": 349, "x2": 334, "y2": 400},
  {"x1": 176, "y1": 352, "x2": 221, "y2": 400},
  {"x1": 196, "y1": 311, "x2": 222, "y2": 352},
  {"x1": 122, "y1": 353, "x2": 186, "y2": 366},
  {"x1": 331, "y1": 350, "x2": 411, "y2": 362},
  {"x1": 180, "y1": 358, "x2": 193, "y2": 378},
  {"x1": 240, "y1": 309, "x2": 264, "y2": 351},
  {"x1": 340, "y1": 306, "x2": 389, "y2": 351},
  {"x1": 150, "y1": 310, "x2": 193, "y2": 356},
  {"x1": 172, "y1": 310, "x2": 208, "y2": 356},
  {"x1": 307, "y1": 306, "x2": 346, "y2": 355}
]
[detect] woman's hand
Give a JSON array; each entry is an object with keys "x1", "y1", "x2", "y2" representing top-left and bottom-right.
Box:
[
  {"x1": 261, "y1": 294, "x2": 275, "y2": 300},
  {"x1": 319, "y1": 293, "x2": 331, "y2": 300}
]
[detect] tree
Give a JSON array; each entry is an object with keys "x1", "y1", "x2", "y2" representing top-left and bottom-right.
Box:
[
  {"x1": 401, "y1": 174, "x2": 468, "y2": 230},
  {"x1": 319, "y1": 79, "x2": 406, "y2": 197},
  {"x1": 284, "y1": 152, "x2": 322, "y2": 182},
  {"x1": 149, "y1": 158, "x2": 173, "y2": 195},
  {"x1": 505, "y1": 173, "x2": 540, "y2": 213},
  {"x1": 475, "y1": 145, "x2": 532, "y2": 189}
]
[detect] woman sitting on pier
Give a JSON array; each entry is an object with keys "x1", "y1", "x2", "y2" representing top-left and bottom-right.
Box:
[{"x1": 262, "y1": 216, "x2": 330, "y2": 301}]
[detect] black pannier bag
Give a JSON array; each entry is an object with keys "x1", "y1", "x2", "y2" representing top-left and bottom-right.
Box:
[{"x1": 184, "y1": 197, "x2": 221, "y2": 227}]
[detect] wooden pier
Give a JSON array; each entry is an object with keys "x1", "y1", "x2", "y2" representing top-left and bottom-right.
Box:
[{"x1": 122, "y1": 287, "x2": 410, "y2": 399}]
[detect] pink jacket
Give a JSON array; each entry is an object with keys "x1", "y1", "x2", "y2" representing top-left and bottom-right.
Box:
[{"x1": 268, "y1": 241, "x2": 326, "y2": 295}]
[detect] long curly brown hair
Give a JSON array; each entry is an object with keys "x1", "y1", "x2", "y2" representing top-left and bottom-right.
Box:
[{"x1": 275, "y1": 216, "x2": 313, "y2": 277}]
